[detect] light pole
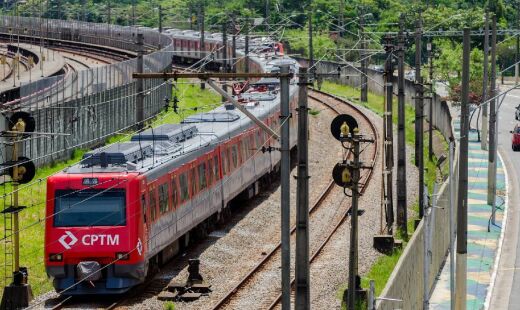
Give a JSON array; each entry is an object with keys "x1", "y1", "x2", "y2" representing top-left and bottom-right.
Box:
[{"x1": 15, "y1": 1, "x2": 27, "y2": 82}]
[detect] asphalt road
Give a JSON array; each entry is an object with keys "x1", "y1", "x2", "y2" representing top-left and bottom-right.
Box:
[{"x1": 489, "y1": 86, "x2": 520, "y2": 309}]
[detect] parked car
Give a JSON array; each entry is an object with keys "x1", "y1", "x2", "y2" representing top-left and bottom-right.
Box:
[
  {"x1": 371, "y1": 65, "x2": 384, "y2": 73},
  {"x1": 511, "y1": 124, "x2": 520, "y2": 151},
  {"x1": 515, "y1": 105, "x2": 520, "y2": 120},
  {"x1": 405, "y1": 70, "x2": 415, "y2": 81}
]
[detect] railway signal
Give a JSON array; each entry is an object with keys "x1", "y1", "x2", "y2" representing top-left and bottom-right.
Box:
[
  {"x1": 0, "y1": 112, "x2": 36, "y2": 310},
  {"x1": 330, "y1": 114, "x2": 373, "y2": 310}
]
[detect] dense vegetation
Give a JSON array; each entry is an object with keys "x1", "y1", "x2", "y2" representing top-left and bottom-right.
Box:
[{"x1": 9, "y1": 0, "x2": 515, "y2": 100}]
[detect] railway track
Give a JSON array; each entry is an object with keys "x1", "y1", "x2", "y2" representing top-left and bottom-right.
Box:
[
  {"x1": 209, "y1": 89, "x2": 379, "y2": 310},
  {"x1": 42, "y1": 87, "x2": 378, "y2": 310}
]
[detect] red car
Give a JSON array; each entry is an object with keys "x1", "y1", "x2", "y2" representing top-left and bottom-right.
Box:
[{"x1": 511, "y1": 125, "x2": 520, "y2": 151}]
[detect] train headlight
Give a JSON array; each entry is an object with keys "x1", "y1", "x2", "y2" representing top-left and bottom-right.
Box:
[
  {"x1": 49, "y1": 253, "x2": 63, "y2": 262},
  {"x1": 116, "y1": 252, "x2": 130, "y2": 260}
]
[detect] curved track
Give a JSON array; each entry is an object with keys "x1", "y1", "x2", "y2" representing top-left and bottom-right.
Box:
[{"x1": 209, "y1": 89, "x2": 379, "y2": 310}]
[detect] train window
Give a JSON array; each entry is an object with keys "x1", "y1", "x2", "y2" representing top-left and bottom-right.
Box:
[
  {"x1": 190, "y1": 167, "x2": 197, "y2": 196},
  {"x1": 54, "y1": 189, "x2": 126, "y2": 227},
  {"x1": 149, "y1": 188, "x2": 157, "y2": 222},
  {"x1": 241, "y1": 140, "x2": 247, "y2": 160},
  {"x1": 198, "y1": 163, "x2": 207, "y2": 190},
  {"x1": 221, "y1": 150, "x2": 228, "y2": 175},
  {"x1": 250, "y1": 135, "x2": 255, "y2": 156},
  {"x1": 171, "y1": 176, "x2": 179, "y2": 208},
  {"x1": 256, "y1": 130, "x2": 262, "y2": 148},
  {"x1": 231, "y1": 145, "x2": 238, "y2": 169},
  {"x1": 213, "y1": 155, "x2": 219, "y2": 180},
  {"x1": 141, "y1": 194, "x2": 147, "y2": 223},
  {"x1": 159, "y1": 183, "x2": 169, "y2": 214},
  {"x1": 207, "y1": 158, "x2": 214, "y2": 185},
  {"x1": 180, "y1": 172, "x2": 189, "y2": 202}
]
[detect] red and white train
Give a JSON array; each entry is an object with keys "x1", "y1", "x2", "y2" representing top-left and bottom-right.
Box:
[{"x1": 44, "y1": 30, "x2": 299, "y2": 294}]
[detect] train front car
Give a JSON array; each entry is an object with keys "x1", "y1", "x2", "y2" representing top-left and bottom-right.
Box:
[{"x1": 44, "y1": 160, "x2": 146, "y2": 295}]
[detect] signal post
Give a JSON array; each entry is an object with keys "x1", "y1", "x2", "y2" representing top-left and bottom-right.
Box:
[{"x1": 330, "y1": 114, "x2": 374, "y2": 310}]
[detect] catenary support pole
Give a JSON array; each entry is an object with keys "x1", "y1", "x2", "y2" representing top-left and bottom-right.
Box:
[
  {"x1": 455, "y1": 27, "x2": 470, "y2": 310},
  {"x1": 136, "y1": 33, "x2": 144, "y2": 130},
  {"x1": 415, "y1": 12, "x2": 425, "y2": 218},
  {"x1": 488, "y1": 15, "x2": 497, "y2": 207},
  {"x1": 279, "y1": 65, "x2": 291, "y2": 310},
  {"x1": 384, "y1": 35, "x2": 394, "y2": 234},
  {"x1": 199, "y1": 5, "x2": 205, "y2": 89},
  {"x1": 423, "y1": 184, "x2": 431, "y2": 310},
  {"x1": 244, "y1": 22, "x2": 250, "y2": 73},
  {"x1": 158, "y1": 5, "x2": 163, "y2": 33},
  {"x1": 482, "y1": 11, "x2": 489, "y2": 150},
  {"x1": 232, "y1": 33, "x2": 237, "y2": 73},
  {"x1": 516, "y1": 3, "x2": 519, "y2": 85},
  {"x1": 428, "y1": 42, "x2": 434, "y2": 161},
  {"x1": 308, "y1": 10, "x2": 314, "y2": 73},
  {"x1": 360, "y1": 12, "x2": 368, "y2": 102},
  {"x1": 265, "y1": 0, "x2": 270, "y2": 34},
  {"x1": 397, "y1": 15, "x2": 407, "y2": 234},
  {"x1": 222, "y1": 21, "x2": 228, "y2": 102},
  {"x1": 295, "y1": 67, "x2": 310, "y2": 310},
  {"x1": 449, "y1": 138, "x2": 455, "y2": 310},
  {"x1": 347, "y1": 137, "x2": 362, "y2": 310}
]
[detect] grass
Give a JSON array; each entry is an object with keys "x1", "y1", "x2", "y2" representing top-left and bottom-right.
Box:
[
  {"x1": 319, "y1": 81, "x2": 449, "y2": 308},
  {"x1": 0, "y1": 80, "x2": 219, "y2": 298},
  {"x1": 164, "y1": 301, "x2": 175, "y2": 310}
]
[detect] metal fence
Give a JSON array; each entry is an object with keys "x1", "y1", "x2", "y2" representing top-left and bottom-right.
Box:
[{"x1": 0, "y1": 16, "x2": 174, "y2": 166}]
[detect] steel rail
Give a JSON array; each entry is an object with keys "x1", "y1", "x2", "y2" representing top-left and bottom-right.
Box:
[
  {"x1": 210, "y1": 88, "x2": 379, "y2": 310},
  {"x1": 265, "y1": 89, "x2": 379, "y2": 309}
]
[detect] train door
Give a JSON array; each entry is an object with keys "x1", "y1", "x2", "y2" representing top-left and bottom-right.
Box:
[
  {"x1": 140, "y1": 180, "x2": 149, "y2": 258},
  {"x1": 147, "y1": 182, "x2": 158, "y2": 254}
]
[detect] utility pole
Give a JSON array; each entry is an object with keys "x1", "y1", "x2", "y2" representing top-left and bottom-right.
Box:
[
  {"x1": 415, "y1": 11, "x2": 425, "y2": 218},
  {"x1": 136, "y1": 33, "x2": 144, "y2": 130},
  {"x1": 488, "y1": 15, "x2": 497, "y2": 208},
  {"x1": 360, "y1": 11, "x2": 368, "y2": 102},
  {"x1": 308, "y1": 10, "x2": 314, "y2": 73},
  {"x1": 455, "y1": 27, "x2": 470, "y2": 310},
  {"x1": 199, "y1": 5, "x2": 205, "y2": 89},
  {"x1": 295, "y1": 67, "x2": 310, "y2": 310},
  {"x1": 482, "y1": 11, "x2": 489, "y2": 150},
  {"x1": 222, "y1": 20, "x2": 228, "y2": 102},
  {"x1": 396, "y1": 14, "x2": 407, "y2": 235},
  {"x1": 279, "y1": 65, "x2": 291, "y2": 310},
  {"x1": 427, "y1": 41, "x2": 434, "y2": 161},
  {"x1": 383, "y1": 35, "x2": 394, "y2": 235}
]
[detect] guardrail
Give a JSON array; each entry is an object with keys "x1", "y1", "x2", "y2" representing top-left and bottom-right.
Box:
[{"x1": 0, "y1": 16, "x2": 173, "y2": 167}]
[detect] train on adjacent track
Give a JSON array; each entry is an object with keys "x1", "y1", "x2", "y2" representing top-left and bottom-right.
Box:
[{"x1": 44, "y1": 29, "x2": 299, "y2": 294}]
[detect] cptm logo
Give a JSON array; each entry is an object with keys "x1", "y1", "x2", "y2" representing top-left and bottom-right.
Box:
[
  {"x1": 59, "y1": 231, "x2": 78, "y2": 250},
  {"x1": 59, "y1": 231, "x2": 120, "y2": 249}
]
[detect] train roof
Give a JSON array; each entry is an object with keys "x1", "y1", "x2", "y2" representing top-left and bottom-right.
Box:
[{"x1": 63, "y1": 33, "x2": 299, "y2": 180}]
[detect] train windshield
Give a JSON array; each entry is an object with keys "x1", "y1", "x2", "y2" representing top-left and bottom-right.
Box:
[{"x1": 54, "y1": 189, "x2": 126, "y2": 227}]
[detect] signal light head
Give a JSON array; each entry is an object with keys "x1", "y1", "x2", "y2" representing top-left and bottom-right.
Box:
[
  {"x1": 49, "y1": 253, "x2": 63, "y2": 262},
  {"x1": 116, "y1": 252, "x2": 130, "y2": 260}
]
